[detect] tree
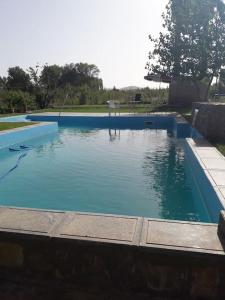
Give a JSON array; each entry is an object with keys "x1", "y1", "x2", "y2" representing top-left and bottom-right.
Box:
[
  {"x1": 7, "y1": 66, "x2": 31, "y2": 92},
  {"x1": 0, "y1": 76, "x2": 7, "y2": 90},
  {"x1": 75, "y1": 63, "x2": 100, "y2": 79},
  {"x1": 147, "y1": 0, "x2": 225, "y2": 101},
  {"x1": 28, "y1": 64, "x2": 60, "y2": 109},
  {"x1": 40, "y1": 64, "x2": 62, "y2": 90},
  {"x1": 39, "y1": 64, "x2": 62, "y2": 108},
  {"x1": 60, "y1": 64, "x2": 79, "y2": 86},
  {"x1": 216, "y1": 68, "x2": 225, "y2": 95},
  {"x1": 3, "y1": 90, "x2": 34, "y2": 113},
  {"x1": 60, "y1": 63, "x2": 102, "y2": 90}
]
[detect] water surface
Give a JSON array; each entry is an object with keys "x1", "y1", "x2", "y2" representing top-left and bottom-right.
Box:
[{"x1": 0, "y1": 126, "x2": 211, "y2": 222}]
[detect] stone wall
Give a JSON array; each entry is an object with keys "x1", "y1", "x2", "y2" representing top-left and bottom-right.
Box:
[
  {"x1": 0, "y1": 238, "x2": 224, "y2": 300},
  {"x1": 168, "y1": 80, "x2": 208, "y2": 106},
  {"x1": 0, "y1": 207, "x2": 224, "y2": 299},
  {"x1": 192, "y1": 102, "x2": 225, "y2": 142}
]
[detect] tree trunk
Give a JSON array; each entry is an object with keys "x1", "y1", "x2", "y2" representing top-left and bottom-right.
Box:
[
  {"x1": 193, "y1": 80, "x2": 201, "y2": 101},
  {"x1": 203, "y1": 77, "x2": 213, "y2": 102}
]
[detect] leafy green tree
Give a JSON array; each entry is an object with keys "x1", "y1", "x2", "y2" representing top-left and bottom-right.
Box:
[
  {"x1": 28, "y1": 64, "x2": 60, "y2": 109},
  {"x1": 28, "y1": 65, "x2": 44, "y2": 109},
  {"x1": 147, "y1": 0, "x2": 225, "y2": 101},
  {"x1": 60, "y1": 63, "x2": 102, "y2": 90},
  {"x1": 40, "y1": 64, "x2": 62, "y2": 90},
  {"x1": 7, "y1": 66, "x2": 31, "y2": 92},
  {"x1": 38, "y1": 64, "x2": 62, "y2": 108},
  {"x1": 0, "y1": 76, "x2": 7, "y2": 90},
  {"x1": 2, "y1": 90, "x2": 34, "y2": 113}
]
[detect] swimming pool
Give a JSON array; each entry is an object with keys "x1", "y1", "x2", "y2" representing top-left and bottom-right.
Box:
[
  {"x1": 0, "y1": 120, "x2": 213, "y2": 222},
  {"x1": 0, "y1": 115, "x2": 29, "y2": 122}
]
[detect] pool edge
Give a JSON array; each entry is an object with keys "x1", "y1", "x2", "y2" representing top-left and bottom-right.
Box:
[
  {"x1": 185, "y1": 137, "x2": 225, "y2": 222},
  {"x1": 0, "y1": 122, "x2": 58, "y2": 150}
]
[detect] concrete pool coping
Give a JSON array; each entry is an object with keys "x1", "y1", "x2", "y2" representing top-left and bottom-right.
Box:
[
  {"x1": 28, "y1": 111, "x2": 185, "y2": 120},
  {"x1": 28, "y1": 112, "x2": 178, "y2": 116},
  {"x1": 186, "y1": 138, "x2": 225, "y2": 208},
  {"x1": 0, "y1": 206, "x2": 224, "y2": 257}
]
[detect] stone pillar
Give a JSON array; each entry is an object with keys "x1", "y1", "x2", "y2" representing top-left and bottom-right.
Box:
[
  {"x1": 192, "y1": 102, "x2": 225, "y2": 142},
  {"x1": 168, "y1": 79, "x2": 208, "y2": 106}
]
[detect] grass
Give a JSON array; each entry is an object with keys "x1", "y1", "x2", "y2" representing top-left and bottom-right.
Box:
[
  {"x1": 0, "y1": 103, "x2": 192, "y2": 116},
  {"x1": 214, "y1": 143, "x2": 225, "y2": 157},
  {"x1": 0, "y1": 122, "x2": 35, "y2": 131},
  {"x1": 34, "y1": 104, "x2": 154, "y2": 114},
  {"x1": 33, "y1": 104, "x2": 192, "y2": 115}
]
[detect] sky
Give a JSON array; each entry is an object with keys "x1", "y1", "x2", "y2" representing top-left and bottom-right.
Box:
[{"x1": 0, "y1": 0, "x2": 168, "y2": 89}]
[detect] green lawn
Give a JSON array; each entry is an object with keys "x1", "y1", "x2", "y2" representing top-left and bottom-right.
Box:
[
  {"x1": 214, "y1": 143, "x2": 225, "y2": 157},
  {"x1": 0, "y1": 104, "x2": 192, "y2": 115},
  {"x1": 34, "y1": 105, "x2": 154, "y2": 114},
  {"x1": 33, "y1": 104, "x2": 192, "y2": 115},
  {"x1": 0, "y1": 122, "x2": 35, "y2": 131}
]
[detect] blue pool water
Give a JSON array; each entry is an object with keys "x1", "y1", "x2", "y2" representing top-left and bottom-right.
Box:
[
  {"x1": 0, "y1": 125, "x2": 211, "y2": 222},
  {"x1": 0, "y1": 115, "x2": 29, "y2": 122}
]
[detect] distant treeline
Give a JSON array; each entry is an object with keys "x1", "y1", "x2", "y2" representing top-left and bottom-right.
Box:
[{"x1": 0, "y1": 63, "x2": 168, "y2": 113}]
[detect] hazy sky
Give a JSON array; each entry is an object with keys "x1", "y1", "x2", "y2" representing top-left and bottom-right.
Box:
[{"x1": 0, "y1": 0, "x2": 168, "y2": 88}]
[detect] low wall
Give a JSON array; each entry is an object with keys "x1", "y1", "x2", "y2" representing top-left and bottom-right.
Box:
[
  {"x1": 192, "y1": 102, "x2": 225, "y2": 142},
  {"x1": 0, "y1": 207, "x2": 224, "y2": 299}
]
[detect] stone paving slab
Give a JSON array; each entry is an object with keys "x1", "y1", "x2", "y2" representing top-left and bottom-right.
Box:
[
  {"x1": 219, "y1": 187, "x2": 225, "y2": 199},
  {"x1": 208, "y1": 170, "x2": 225, "y2": 186},
  {"x1": 187, "y1": 138, "x2": 211, "y2": 148},
  {"x1": 0, "y1": 207, "x2": 224, "y2": 256},
  {"x1": 0, "y1": 208, "x2": 64, "y2": 234},
  {"x1": 140, "y1": 219, "x2": 224, "y2": 253},
  {"x1": 55, "y1": 212, "x2": 143, "y2": 245},
  {"x1": 195, "y1": 148, "x2": 223, "y2": 159},
  {"x1": 201, "y1": 158, "x2": 225, "y2": 170}
]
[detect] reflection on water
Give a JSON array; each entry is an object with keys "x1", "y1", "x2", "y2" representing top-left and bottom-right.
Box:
[
  {"x1": 108, "y1": 129, "x2": 120, "y2": 142},
  {"x1": 0, "y1": 128, "x2": 211, "y2": 222},
  {"x1": 142, "y1": 139, "x2": 210, "y2": 222}
]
